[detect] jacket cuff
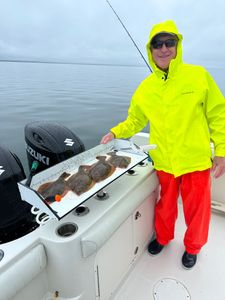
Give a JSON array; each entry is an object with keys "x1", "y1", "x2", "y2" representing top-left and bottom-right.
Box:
[
  {"x1": 110, "y1": 128, "x2": 118, "y2": 138},
  {"x1": 214, "y1": 148, "x2": 225, "y2": 157},
  {"x1": 110, "y1": 130, "x2": 116, "y2": 138}
]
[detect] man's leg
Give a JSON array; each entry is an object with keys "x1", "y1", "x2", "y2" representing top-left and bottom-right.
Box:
[
  {"x1": 180, "y1": 169, "x2": 211, "y2": 254},
  {"x1": 154, "y1": 170, "x2": 181, "y2": 245}
]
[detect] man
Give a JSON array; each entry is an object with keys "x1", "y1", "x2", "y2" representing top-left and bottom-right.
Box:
[{"x1": 101, "y1": 20, "x2": 225, "y2": 269}]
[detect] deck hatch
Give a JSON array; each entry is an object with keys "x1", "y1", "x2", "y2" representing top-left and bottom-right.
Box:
[{"x1": 153, "y1": 278, "x2": 191, "y2": 299}]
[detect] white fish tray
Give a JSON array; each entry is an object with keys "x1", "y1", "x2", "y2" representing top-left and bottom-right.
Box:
[{"x1": 18, "y1": 139, "x2": 150, "y2": 220}]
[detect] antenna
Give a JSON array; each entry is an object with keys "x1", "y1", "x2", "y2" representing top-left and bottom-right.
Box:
[{"x1": 106, "y1": 0, "x2": 152, "y2": 72}]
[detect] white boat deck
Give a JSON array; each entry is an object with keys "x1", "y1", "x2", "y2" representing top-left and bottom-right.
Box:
[{"x1": 113, "y1": 204, "x2": 225, "y2": 300}]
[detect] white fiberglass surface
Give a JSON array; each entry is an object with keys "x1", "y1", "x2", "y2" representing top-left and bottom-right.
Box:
[{"x1": 113, "y1": 204, "x2": 225, "y2": 300}]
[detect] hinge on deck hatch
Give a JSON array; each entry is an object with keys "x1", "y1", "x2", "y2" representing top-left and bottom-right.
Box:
[{"x1": 95, "y1": 265, "x2": 101, "y2": 299}]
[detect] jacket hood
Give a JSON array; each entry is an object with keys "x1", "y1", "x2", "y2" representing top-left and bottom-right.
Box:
[{"x1": 146, "y1": 20, "x2": 183, "y2": 75}]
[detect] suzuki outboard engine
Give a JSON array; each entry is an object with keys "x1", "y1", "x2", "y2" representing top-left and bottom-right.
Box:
[
  {"x1": 25, "y1": 121, "x2": 85, "y2": 173},
  {"x1": 0, "y1": 145, "x2": 38, "y2": 244}
]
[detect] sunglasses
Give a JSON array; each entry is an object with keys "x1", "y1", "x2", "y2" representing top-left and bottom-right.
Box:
[{"x1": 151, "y1": 38, "x2": 178, "y2": 49}]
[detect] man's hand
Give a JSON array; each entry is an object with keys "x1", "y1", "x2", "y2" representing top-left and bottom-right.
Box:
[
  {"x1": 100, "y1": 132, "x2": 115, "y2": 144},
  {"x1": 212, "y1": 156, "x2": 225, "y2": 178}
]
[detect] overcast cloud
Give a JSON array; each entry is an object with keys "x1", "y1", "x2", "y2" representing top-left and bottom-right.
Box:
[{"x1": 0, "y1": 0, "x2": 224, "y2": 68}]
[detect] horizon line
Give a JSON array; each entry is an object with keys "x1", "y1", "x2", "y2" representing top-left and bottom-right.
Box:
[{"x1": 0, "y1": 59, "x2": 146, "y2": 68}]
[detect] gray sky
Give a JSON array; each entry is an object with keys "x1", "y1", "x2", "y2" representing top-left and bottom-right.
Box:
[{"x1": 0, "y1": 0, "x2": 224, "y2": 67}]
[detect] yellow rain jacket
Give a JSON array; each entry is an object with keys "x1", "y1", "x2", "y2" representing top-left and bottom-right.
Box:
[{"x1": 111, "y1": 20, "x2": 225, "y2": 177}]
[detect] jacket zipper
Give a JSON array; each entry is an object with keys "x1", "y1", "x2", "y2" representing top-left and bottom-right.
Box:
[{"x1": 164, "y1": 73, "x2": 168, "y2": 81}]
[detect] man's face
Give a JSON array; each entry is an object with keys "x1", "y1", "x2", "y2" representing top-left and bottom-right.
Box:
[{"x1": 151, "y1": 35, "x2": 178, "y2": 71}]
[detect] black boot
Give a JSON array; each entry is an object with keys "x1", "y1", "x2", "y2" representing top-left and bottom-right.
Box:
[
  {"x1": 148, "y1": 239, "x2": 164, "y2": 255},
  {"x1": 182, "y1": 251, "x2": 197, "y2": 269}
]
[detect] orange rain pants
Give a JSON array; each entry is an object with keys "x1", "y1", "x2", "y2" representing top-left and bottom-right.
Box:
[{"x1": 155, "y1": 169, "x2": 211, "y2": 254}]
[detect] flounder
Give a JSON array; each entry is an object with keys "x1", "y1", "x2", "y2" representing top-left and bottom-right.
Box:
[
  {"x1": 66, "y1": 165, "x2": 94, "y2": 196},
  {"x1": 87, "y1": 156, "x2": 115, "y2": 182},
  {"x1": 37, "y1": 172, "x2": 71, "y2": 202},
  {"x1": 107, "y1": 151, "x2": 131, "y2": 168}
]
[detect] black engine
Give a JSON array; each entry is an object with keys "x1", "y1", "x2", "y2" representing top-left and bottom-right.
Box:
[
  {"x1": 0, "y1": 145, "x2": 38, "y2": 244},
  {"x1": 25, "y1": 121, "x2": 85, "y2": 172},
  {"x1": 0, "y1": 122, "x2": 85, "y2": 244}
]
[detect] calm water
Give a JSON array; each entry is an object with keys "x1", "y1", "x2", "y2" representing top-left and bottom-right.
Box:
[{"x1": 0, "y1": 61, "x2": 224, "y2": 174}]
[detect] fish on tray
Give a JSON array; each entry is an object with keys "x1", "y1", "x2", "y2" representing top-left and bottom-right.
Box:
[
  {"x1": 107, "y1": 151, "x2": 131, "y2": 168},
  {"x1": 85, "y1": 156, "x2": 116, "y2": 183},
  {"x1": 37, "y1": 153, "x2": 131, "y2": 200},
  {"x1": 66, "y1": 165, "x2": 95, "y2": 196},
  {"x1": 37, "y1": 172, "x2": 71, "y2": 203}
]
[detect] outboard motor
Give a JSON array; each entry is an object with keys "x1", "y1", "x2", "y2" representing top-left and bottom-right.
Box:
[
  {"x1": 0, "y1": 145, "x2": 38, "y2": 244},
  {"x1": 25, "y1": 121, "x2": 85, "y2": 173}
]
